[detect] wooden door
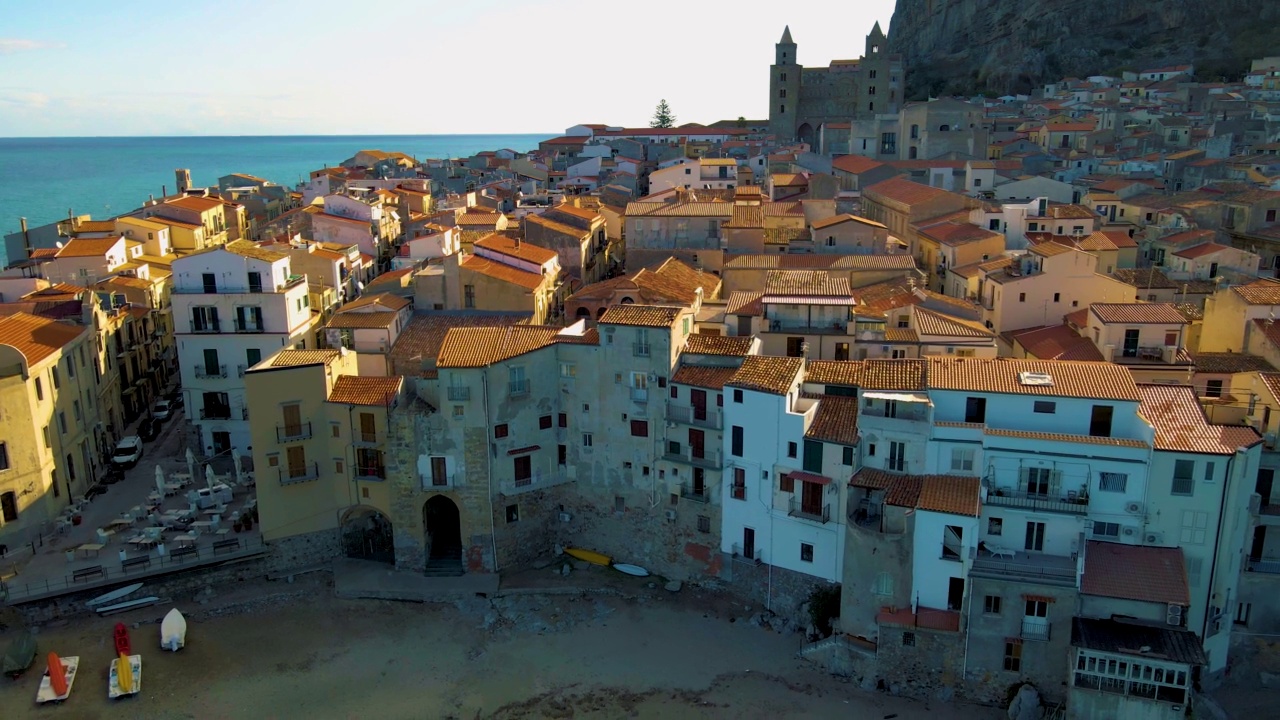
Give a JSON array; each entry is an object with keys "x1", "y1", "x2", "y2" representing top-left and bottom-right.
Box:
[
  {"x1": 689, "y1": 428, "x2": 705, "y2": 459},
  {"x1": 430, "y1": 456, "x2": 448, "y2": 486},
  {"x1": 691, "y1": 388, "x2": 707, "y2": 421},
  {"x1": 359, "y1": 412, "x2": 376, "y2": 443},
  {"x1": 801, "y1": 481, "x2": 823, "y2": 515},
  {"x1": 282, "y1": 404, "x2": 303, "y2": 436}
]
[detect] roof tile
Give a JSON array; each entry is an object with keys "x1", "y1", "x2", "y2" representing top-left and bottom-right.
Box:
[
  {"x1": 1082, "y1": 541, "x2": 1189, "y2": 606},
  {"x1": 326, "y1": 375, "x2": 403, "y2": 405},
  {"x1": 727, "y1": 355, "x2": 803, "y2": 395},
  {"x1": 804, "y1": 397, "x2": 860, "y2": 446},
  {"x1": 1138, "y1": 384, "x2": 1261, "y2": 454}
]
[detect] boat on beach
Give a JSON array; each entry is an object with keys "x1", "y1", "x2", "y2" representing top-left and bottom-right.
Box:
[
  {"x1": 35, "y1": 653, "x2": 77, "y2": 704},
  {"x1": 3, "y1": 628, "x2": 36, "y2": 678},
  {"x1": 114, "y1": 623, "x2": 131, "y2": 655},
  {"x1": 86, "y1": 583, "x2": 144, "y2": 608},
  {"x1": 565, "y1": 547, "x2": 611, "y2": 566},
  {"x1": 160, "y1": 608, "x2": 186, "y2": 651},
  {"x1": 612, "y1": 563, "x2": 651, "y2": 577}
]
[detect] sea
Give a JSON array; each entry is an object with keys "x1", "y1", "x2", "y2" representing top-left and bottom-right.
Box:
[{"x1": 0, "y1": 133, "x2": 553, "y2": 265}]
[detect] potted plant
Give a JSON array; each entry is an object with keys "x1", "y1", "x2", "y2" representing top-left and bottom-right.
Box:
[{"x1": 233, "y1": 519, "x2": 244, "y2": 533}]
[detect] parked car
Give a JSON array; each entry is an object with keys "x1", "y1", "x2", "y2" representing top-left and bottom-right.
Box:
[
  {"x1": 138, "y1": 418, "x2": 160, "y2": 442},
  {"x1": 111, "y1": 436, "x2": 144, "y2": 467},
  {"x1": 102, "y1": 465, "x2": 125, "y2": 485},
  {"x1": 167, "y1": 390, "x2": 184, "y2": 409},
  {"x1": 153, "y1": 399, "x2": 173, "y2": 421}
]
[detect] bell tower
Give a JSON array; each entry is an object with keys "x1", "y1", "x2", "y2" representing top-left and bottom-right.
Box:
[{"x1": 769, "y1": 26, "x2": 802, "y2": 141}]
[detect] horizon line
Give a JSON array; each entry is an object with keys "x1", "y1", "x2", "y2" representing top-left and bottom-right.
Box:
[{"x1": 0, "y1": 132, "x2": 561, "y2": 140}]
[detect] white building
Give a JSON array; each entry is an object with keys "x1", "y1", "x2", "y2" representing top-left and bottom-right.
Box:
[
  {"x1": 648, "y1": 158, "x2": 739, "y2": 194},
  {"x1": 171, "y1": 240, "x2": 322, "y2": 456}
]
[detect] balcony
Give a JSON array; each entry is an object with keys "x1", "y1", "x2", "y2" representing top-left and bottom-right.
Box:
[
  {"x1": 666, "y1": 402, "x2": 722, "y2": 430},
  {"x1": 279, "y1": 462, "x2": 320, "y2": 486},
  {"x1": 1021, "y1": 619, "x2": 1052, "y2": 642},
  {"x1": 767, "y1": 319, "x2": 849, "y2": 335},
  {"x1": 509, "y1": 379, "x2": 530, "y2": 397},
  {"x1": 730, "y1": 485, "x2": 746, "y2": 501},
  {"x1": 633, "y1": 342, "x2": 651, "y2": 357},
  {"x1": 630, "y1": 387, "x2": 649, "y2": 404},
  {"x1": 861, "y1": 405, "x2": 929, "y2": 422},
  {"x1": 233, "y1": 319, "x2": 265, "y2": 333},
  {"x1": 788, "y1": 496, "x2": 832, "y2": 524},
  {"x1": 353, "y1": 430, "x2": 382, "y2": 447},
  {"x1": 970, "y1": 550, "x2": 1078, "y2": 587},
  {"x1": 354, "y1": 464, "x2": 387, "y2": 481},
  {"x1": 447, "y1": 386, "x2": 470, "y2": 401},
  {"x1": 188, "y1": 319, "x2": 221, "y2": 334},
  {"x1": 276, "y1": 422, "x2": 313, "y2": 442},
  {"x1": 200, "y1": 405, "x2": 232, "y2": 420},
  {"x1": 679, "y1": 482, "x2": 710, "y2": 503},
  {"x1": 662, "y1": 447, "x2": 723, "y2": 469},
  {"x1": 422, "y1": 472, "x2": 454, "y2": 489},
  {"x1": 985, "y1": 487, "x2": 1089, "y2": 515},
  {"x1": 1247, "y1": 557, "x2": 1280, "y2": 574},
  {"x1": 194, "y1": 364, "x2": 227, "y2": 379}
]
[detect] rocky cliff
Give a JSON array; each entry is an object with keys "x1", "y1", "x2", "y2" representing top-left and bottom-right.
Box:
[{"x1": 888, "y1": 0, "x2": 1280, "y2": 97}]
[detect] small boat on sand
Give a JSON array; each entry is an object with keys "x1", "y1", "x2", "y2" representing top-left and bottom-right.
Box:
[
  {"x1": 86, "y1": 583, "x2": 144, "y2": 608},
  {"x1": 612, "y1": 563, "x2": 650, "y2": 577},
  {"x1": 160, "y1": 609, "x2": 186, "y2": 651},
  {"x1": 108, "y1": 653, "x2": 141, "y2": 699},
  {"x1": 3, "y1": 628, "x2": 36, "y2": 678},
  {"x1": 36, "y1": 653, "x2": 78, "y2": 703},
  {"x1": 113, "y1": 623, "x2": 131, "y2": 655},
  {"x1": 565, "y1": 547, "x2": 611, "y2": 566}
]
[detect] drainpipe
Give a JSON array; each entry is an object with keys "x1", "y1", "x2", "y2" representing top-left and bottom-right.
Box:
[
  {"x1": 1201, "y1": 451, "x2": 1237, "y2": 645},
  {"x1": 481, "y1": 371, "x2": 499, "y2": 572}
]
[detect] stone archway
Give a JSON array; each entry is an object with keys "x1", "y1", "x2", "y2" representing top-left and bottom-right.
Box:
[
  {"x1": 796, "y1": 123, "x2": 815, "y2": 148},
  {"x1": 341, "y1": 506, "x2": 395, "y2": 564},
  {"x1": 423, "y1": 495, "x2": 463, "y2": 576}
]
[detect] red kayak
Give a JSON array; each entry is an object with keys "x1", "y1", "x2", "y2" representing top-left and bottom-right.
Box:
[{"x1": 113, "y1": 623, "x2": 130, "y2": 656}]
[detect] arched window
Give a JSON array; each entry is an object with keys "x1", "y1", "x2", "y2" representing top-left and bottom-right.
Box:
[
  {"x1": 779, "y1": 104, "x2": 785, "y2": 114},
  {"x1": 909, "y1": 146, "x2": 918, "y2": 159},
  {"x1": 939, "y1": 124, "x2": 951, "y2": 132},
  {"x1": 910, "y1": 124, "x2": 919, "y2": 139}
]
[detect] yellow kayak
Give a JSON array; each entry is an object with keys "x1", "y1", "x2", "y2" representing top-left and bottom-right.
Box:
[
  {"x1": 565, "y1": 547, "x2": 611, "y2": 566},
  {"x1": 117, "y1": 653, "x2": 133, "y2": 693}
]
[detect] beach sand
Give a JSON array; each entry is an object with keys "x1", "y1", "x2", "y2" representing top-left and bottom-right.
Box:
[{"x1": 0, "y1": 571, "x2": 1002, "y2": 719}]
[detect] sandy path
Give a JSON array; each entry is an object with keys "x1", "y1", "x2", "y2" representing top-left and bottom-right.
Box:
[{"x1": 0, "y1": 575, "x2": 1002, "y2": 720}]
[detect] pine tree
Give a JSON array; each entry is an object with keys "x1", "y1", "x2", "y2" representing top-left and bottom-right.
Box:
[{"x1": 650, "y1": 99, "x2": 676, "y2": 129}]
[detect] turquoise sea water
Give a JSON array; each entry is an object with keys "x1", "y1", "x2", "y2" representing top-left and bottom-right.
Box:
[{"x1": 0, "y1": 134, "x2": 552, "y2": 265}]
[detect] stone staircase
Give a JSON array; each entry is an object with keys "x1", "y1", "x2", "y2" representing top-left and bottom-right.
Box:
[{"x1": 423, "y1": 546, "x2": 463, "y2": 577}]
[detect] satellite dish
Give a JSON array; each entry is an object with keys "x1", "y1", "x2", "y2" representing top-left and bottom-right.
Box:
[
  {"x1": 55, "y1": 241, "x2": 64, "y2": 249},
  {"x1": 356, "y1": 281, "x2": 365, "y2": 292}
]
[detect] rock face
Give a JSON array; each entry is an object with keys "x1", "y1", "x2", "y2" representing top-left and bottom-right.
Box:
[{"x1": 889, "y1": 0, "x2": 1280, "y2": 97}]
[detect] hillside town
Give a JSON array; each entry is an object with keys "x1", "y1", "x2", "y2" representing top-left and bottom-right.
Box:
[{"x1": 4, "y1": 24, "x2": 1280, "y2": 720}]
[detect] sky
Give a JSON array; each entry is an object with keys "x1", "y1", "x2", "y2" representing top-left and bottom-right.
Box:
[{"x1": 0, "y1": 0, "x2": 897, "y2": 137}]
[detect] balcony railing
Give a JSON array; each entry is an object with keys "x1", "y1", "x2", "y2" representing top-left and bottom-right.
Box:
[
  {"x1": 666, "y1": 402, "x2": 723, "y2": 429},
  {"x1": 509, "y1": 379, "x2": 530, "y2": 397},
  {"x1": 233, "y1": 319, "x2": 265, "y2": 333},
  {"x1": 633, "y1": 342, "x2": 651, "y2": 357},
  {"x1": 662, "y1": 447, "x2": 723, "y2": 469},
  {"x1": 788, "y1": 496, "x2": 832, "y2": 524},
  {"x1": 354, "y1": 464, "x2": 387, "y2": 481},
  {"x1": 276, "y1": 422, "x2": 313, "y2": 442},
  {"x1": 1021, "y1": 620, "x2": 1052, "y2": 641},
  {"x1": 447, "y1": 386, "x2": 470, "y2": 401},
  {"x1": 194, "y1": 364, "x2": 227, "y2": 379},
  {"x1": 985, "y1": 488, "x2": 1089, "y2": 515},
  {"x1": 200, "y1": 406, "x2": 232, "y2": 420},
  {"x1": 1247, "y1": 557, "x2": 1280, "y2": 574},
  {"x1": 188, "y1": 319, "x2": 221, "y2": 333},
  {"x1": 861, "y1": 405, "x2": 928, "y2": 422},
  {"x1": 970, "y1": 551, "x2": 1078, "y2": 587},
  {"x1": 279, "y1": 462, "x2": 320, "y2": 486},
  {"x1": 767, "y1": 319, "x2": 849, "y2": 334},
  {"x1": 422, "y1": 472, "x2": 453, "y2": 489},
  {"x1": 730, "y1": 485, "x2": 746, "y2": 501},
  {"x1": 680, "y1": 482, "x2": 709, "y2": 503},
  {"x1": 630, "y1": 387, "x2": 649, "y2": 404}
]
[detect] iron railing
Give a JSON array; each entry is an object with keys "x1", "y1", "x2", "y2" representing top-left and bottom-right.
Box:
[
  {"x1": 279, "y1": 462, "x2": 320, "y2": 485},
  {"x1": 194, "y1": 364, "x2": 227, "y2": 379},
  {"x1": 788, "y1": 497, "x2": 831, "y2": 524},
  {"x1": 680, "y1": 482, "x2": 709, "y2": 503},
  {"x1": 276, "y1": 422, "x2": 312, "y2": 442}
]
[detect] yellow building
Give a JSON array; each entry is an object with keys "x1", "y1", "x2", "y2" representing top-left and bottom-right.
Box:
[
  {"x1": 245, "y1": 348, "x2": 404, "y2": 559},
  {"x1": 0, "y1": 312, "x2": 103, "y2": 544},
  {"x1": 414, "y1": 235, "x2": 564, "y2": 324}
]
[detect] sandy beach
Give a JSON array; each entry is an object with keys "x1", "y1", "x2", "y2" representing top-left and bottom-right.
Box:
[{"x1": 0, "y1": 568, "x2": 1003, "y2": 719}]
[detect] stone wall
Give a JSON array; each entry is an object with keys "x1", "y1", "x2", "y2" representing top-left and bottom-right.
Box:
[
  {"x1": 874, "y1": 623, "x2": 966, "y2": 701},
  {"x1": 717, "y1": 555, "x2": 836, "y2": 626},
  {"x1": 264, "y1": 527, "x2": 342, "y2": 575}
]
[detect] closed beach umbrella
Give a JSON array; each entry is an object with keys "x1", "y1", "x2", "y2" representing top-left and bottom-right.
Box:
[
  {"x1": 233, "y1": 452, "x2": 244, "y2": 484},
  {"x1": 185, "y1": 447, "x2": 196, "y2": 479},
  {"x1": 155, "y1": 465, "x2": 165, "y2": 494},
  {"x1": 205, "y1": 463, "x2": 215, "y2": 489}
]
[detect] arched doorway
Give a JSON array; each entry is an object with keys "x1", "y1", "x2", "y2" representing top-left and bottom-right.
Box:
[
  {"x1": 423, "y1": 495, "x2": 463, "y2": 576},
  {"x1": 796, "y1": 123, "x2": 814, "y2": 148},
  {"x1": 341, "y1": 506, "x2": 395, "y2": 564},
  {"x1": 575, "y1": 306, "x2": 590, "y2": 322}
]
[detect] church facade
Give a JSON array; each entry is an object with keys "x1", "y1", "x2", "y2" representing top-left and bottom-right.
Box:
[{"x1": 767, "y1": 23, "x2": 905, "y2": 153}]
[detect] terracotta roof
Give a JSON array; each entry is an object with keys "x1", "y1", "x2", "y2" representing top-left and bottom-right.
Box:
[
  {"x1": 830, "y1": 155, "x2": 886, "y2": 174},
  {"x1": 0, "y1": 311, "x2": 87, "y2": 365},
  {"x1": 1006, "y1": 324, "x2": 1104, "y2": 361},
  {"x1": 1191, "y1": 352, "x2": 1274, "y2": 374},
  {"x1": 341, "y1": 293, "x2": 411, "y2": 312},
  {"x1": 864, "y1": 176, "x2": 952, "y2": 207},
  {"x1": 54, "y1": 236, "x2": 122, "y2": 258},
  {"x1": 220, "y1": 240, "x2": 288, "y2": 263},
  {"x1": 144, "y1": 214, "x2": 202, "y2": 229},
  {"x1": 984, "y1": 427, "x2": 1148, "y2": 448},
  {"x1": 811, "y1": 214, "x2": 886, "y2": 230},
  {"x1": 437, "y1": 325, "x2": 564, "y2": 368},
  {"x1": 1072, "y1": 617, "x2": 1207, "y2": 666},
  {"x1": 1138, "y1": 384, "x2": 1261, "y2": 455},
  {"x1": 1027, "y1": 239, "x2": 1074, "y2": 258},
  {"x1": 884, "y1": 328, "x2": 918, "y2": 342},
  {"x1": 1079, "y1": 230, "x2": 1138, "y2": 250},
  {"x1": 461, "y1": 255, "x2": 545, "y2": 290},
  {"x1": 763, "y1": 270, "x2": 850, "y2": 297},
  {"x1": 1089, "y1": 302, "x2": 1187, "y2": 325},
  {"x1": 927, "y1": 357, "x2": 1140, "y2": 401},
  {"x1": 912, "y1": 306, "x2": 994, "y2": 338},
  {"x1": 456, "y1": 213, "x2": 504, "y2": 226},
  {"x1": 724, "y1": 291, "x2": 764, "y2": 316},
  {"x1": 598, "y1": 305, "x2": 682, "y2": 328},
  {"x1": 166, "y1": 195, "x2": 224, "y2": 212},
  {"x1": 861, "y1": 358, "x2": 928, "y2": 391},
  {"x1": 389, "y1": 313, "x2": 529, "y2": 372},
  {"x1": 624, "y1": 201, "x2": 734, "y2": 218},
  {"x1": 22, "y1": 283, "x2": 89, "y2": 302},
  {"x1": 727, "y1": 355, "x2": 803, "y2": 395},
  {"x1": 804, "y1": 397, "x2": 860, "y2": 446},
  {"x1": 684, "y1": 334, "x2": 753, "y2": 357},
  {"x1": 326, "y1": 375, "x2": 403, "y2": 405},
  {"x1": 918, "y1": 475, "x2": 982, "y2": 517},
  {"x1": 849, "y1": 468, "x2": 922, "y2": 508},
  {"x1": 1172, "y1": 242, "x2": 1232, "y2": 259},
  {"x1": 1234, "y1": 279, "x2": 1280, "y2": 305},
  {"x1": 670, "y1": 365, "x2": 738, "y2": 391},
  {"x1": 327, "y1": 312, "x2": 398, "y2": 329},
  {"x1": 270, "y1": 349, "x2": 341, "y2": 367},
  {"x1": 724, "y1": 205, "x2": 764, "y2": 229},
  {"x1": 722, "y1": 254, "x2": 917, "y2": 271},
  {"x1": 1111, "y1": 267, "x2": 1179, "y2": 290},
  {"x1": 805, "y1": 360, "x2": 863, "y2": 387},
  {"x1": 474, "y1": 234, "x2": 557, "y2": 265},
  {"x1": 917, "y1": 221, "x2": 1002, "y2": 247},
  {"x1": 1081, "y1": 541, "x2": 1189, "y2": 606}
]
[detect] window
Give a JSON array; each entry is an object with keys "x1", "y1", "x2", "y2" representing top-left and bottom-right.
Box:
[
  {"x1": 34, "y1": 377, "x2": 42, "y2": 401},
  {"x1": 1172, "y1": 460, "x2": 1195, "y2": 496},
  {"x1": 463, "y1": 284, "x2": 475, "y2": 308},
  {"x1": 1204, "y1": 380, "x2": 1223, "y2": 398},
  {"x1": 506, "y1": 504, "x2": 519, "y2": 523},
  {"x1": 1089, "y1": 405, "x2": 1113, "y2": 437},
  {"x1": 787, "y1": 442, "x2": 797, "y2": 458},
  {"x1": 509, "y1": 366, "x2": 528, "y2": 397},
  {"x1": 902, "y1": 632, "x2": 916, "y2": 647},
  {"x1": 72, "y1": 400, "x2": 81, "y2": 420},
  {"x1": 779, "y1": 472, "x2": 794, "y2": 493},
  {"x1": 0, "y1": 490, "x2": 16, "y2": 522},
  {"x1": 1098, "y1": 472, "x2": 1127, "y2": 493},
  {"x1": 582, "y1": 433, "x2": 593, "y2": 448},
  {"x1": 887, "y1": 441, "x2": 905, "y2": 472},
  {"x1": 513, "y1": 455, "x2": 532, "y2": 486},
  {"x1": 0, "y1": 442, "x2": 7, "y2": 470},
  {"x1": 989, "y1": 218, "x2": 1000, "y2": 230},
  {"x1": 1018, "y1": 292, "x2": 1026, "y2": 302},
  {"x1": 964, "y1": 397, "x2": 987, "y2": 423},
  {"x1": 731, "y1": 426, "x2": 743, "y2": 457},
  {"x1": 630, "y1": 419, "x2": 649, "y2": 437},
  {"x1": 557, "y1": 413, "x2": 567, "y2": 428},
  {"x1": 65, "y1": 355, "x2": 75, "y2": 378},
  {"x1": 988, "y1": 517, "x2": 1003, "y2": 536},
  {"x1": 984, "y1": 595, "x2": 1002, "y2": 615},
  {"x1": 950, "y1": 447, "x2": 975, "y2": 472},
  {"x1": 733, "y1": 389, "x2": 743, "y2": 403},
  {"x1": 872, "y1": 572, "x2": 893, "y2": 596},
  {"x1": 1033, "y1": 401, "x2": 1056, "y2": 414},
  {"x1": 42, "y1": 426, "x2": 50, "y2": 449},
  {"x1": 1004, "y1": 641, "x2": 1022, "y2": 672},
  {"x1": 1204, "y1": 461, "x2": 1215, "y2": 482},
  {"x1": 1093, "y1": 521, "x2": 1120, "y2": 538},
  {"x1": 246, "y1": 348, "x2": 261, "y2": 367},
  {"x1": 800, "y1": 543, "x2": 814, "y2": 563},
  {"x1": 58, "y1": 412, "x2": 67, "y2": 433},
  {"x1": 52, "y1": 367, "x2": 60, "y2": 389},
  {"x1": 697, "y1": 515, "x2": 711, "y2": 533},
  {"x1": 539, "y1": 415, "x2": 552, "y2": 430},
  {"x1": 731, "y1": 467, "x2": 746, "y2": 500},
  {"x1": 202, "y1": 273, "x2": 217, "y2": 293},
  {"x1": 842, "y1": 447, "x2": 854, "y2": 466},
  {"x1": 560, "y1": 362, "x2": 576, "y2": 378},
  {"x1": 494, "y1": 424, "x2": 509, "y2": 439}
]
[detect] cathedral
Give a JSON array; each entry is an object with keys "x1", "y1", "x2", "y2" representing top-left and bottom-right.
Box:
[{"x1": 767, "y1": 23, "x2": 905, "y2": 152}]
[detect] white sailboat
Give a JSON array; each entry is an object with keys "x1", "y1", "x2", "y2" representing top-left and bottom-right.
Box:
[{"x1": 160, "y1": 609, "x2": 186, "y2": 651}]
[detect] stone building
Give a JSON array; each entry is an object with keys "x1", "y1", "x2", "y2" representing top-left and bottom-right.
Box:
[{"x1": 768, "y1": 24, "x2": 905, "y2": 151}]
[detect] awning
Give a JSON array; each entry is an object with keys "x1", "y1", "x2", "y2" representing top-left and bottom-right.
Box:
[
  {"x1": 763, "y1": 295, "x2": 858, "y2": 306},
  {"x1": 1022, "y1": 594, "x2": 1057, "y2": 603},
  {"x1": 507, "y1": 445, "x2": 540, "y2": 456},
  {"x1": 787, "y1": 470, "x2": 832, "y2": 486},
  {"x1": 863, "y1": 391, "x2": 930, "y2": 403}
]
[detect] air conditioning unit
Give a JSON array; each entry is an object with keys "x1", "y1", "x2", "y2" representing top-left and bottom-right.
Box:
[
  {"x1": 558, "y1": 512, "x2": 572, "y2": 523},
  {"x1": 1166, "y1": 603, "x2": 1184, "y2": 627},
  {"x1": 666, "y1": 421, "x2": 677, "y2": 429},
  {"x1": 1144, "y1": 531, "x2": 1163, "y2": 545},
  {"x1": 1122, "y1": 525, "x2": 1139, "y2": 537},
  {"x1": 648, "y1": 372, "x2": 658, "y2": 383},
  {"x1": 1124, "y1": 501, "x2": 1144, "y2": 515},
  {"x1": 1266, "y1": 432, "x2": 1277, "y2": 449},
  {"x1": 665, "y1": 509, "x2": 677, "y2": 521}
]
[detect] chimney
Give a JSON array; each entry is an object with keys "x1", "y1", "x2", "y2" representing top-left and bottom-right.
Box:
[{"x1": 20, "y1": 217, "x2": 30, "y2": 256}]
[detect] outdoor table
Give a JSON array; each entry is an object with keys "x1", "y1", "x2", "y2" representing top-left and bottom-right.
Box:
[
  {"x1": 107, "y1": 519, "x2": 132, "y2": 529},
  {"x1": 202, "y1": 509, "x2": 224, "y2": 517},
  {"x1": 173, "y1": 534, "x2": 196, "y2": 547},
  {"x1": 191, "y1": 521, "x2": 213, "y2": 531},
  {"x1": 128, "y1": 537, "x2": 159, "y2": 550},
  {"x1": 171, "y1": 473, "x2": 192, "y2": 485},
  {"x1": 162, "y1": 483, "x2": 183, "y2": 496},
  {"x1": 77, "y1": 543, "x2": 104, "y2": 558}
]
